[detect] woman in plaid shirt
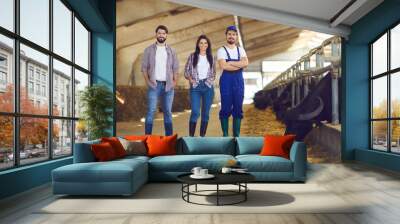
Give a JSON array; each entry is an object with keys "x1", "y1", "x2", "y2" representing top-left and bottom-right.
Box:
[{"x1": 184, "y1": 35, "x2": 216, "y2": 137}]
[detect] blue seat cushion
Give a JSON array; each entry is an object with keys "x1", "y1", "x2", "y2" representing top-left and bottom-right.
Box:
[
  {"x1": 236, "y1": 155, "x2": 293, "y2": 172},
  {"x1": 53, "y1": 159, "x2": 147, "y2": 183},
  {"x1": 149, "y1": 154, "x2": 235, "y2": 172},
  {"x1": 116, "y1": 155, "x2": 150, "y2": 163},
  {"x1": 236, "y1": 137, "x2": 264, "y2": 155},
  {"x1": 179, "y1": 137, "x2": 235, "y2": 155}
]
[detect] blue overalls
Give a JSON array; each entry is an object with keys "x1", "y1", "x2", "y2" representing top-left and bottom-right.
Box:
[
  {"x1": 219, "y1": 46, "x2": 244, "y2": 119},
  {"x1": 219, "y1": 46, "x2": 244, "y2": 137}
]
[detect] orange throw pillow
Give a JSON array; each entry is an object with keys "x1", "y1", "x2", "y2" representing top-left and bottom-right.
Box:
[
  {"x1": 124, "y1": 135, "x2": 148, "y2": 142},
  {"x1": 91, "y1": 142, "x2": 117, "y2": 161},
  {"x1": 101, "y1": 137, "x2": 126, "y2": 158},
  {"x1": 146, "y1": 134, "x2": 177, "y2": 157},
  {"x1": 260, "y1": 135, "x2": 296, "y2": 159}
]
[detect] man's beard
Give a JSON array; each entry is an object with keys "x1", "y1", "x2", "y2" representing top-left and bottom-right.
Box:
[
  {"x1": 227, "y1": 38, "x2": 235, "y2": 44},
  {"x1": 157, "y1": 37, "x2": 166, "y2": 43}
]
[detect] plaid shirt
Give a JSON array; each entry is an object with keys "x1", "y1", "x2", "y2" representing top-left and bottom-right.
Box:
[
  {"x1": 184, "y1": 53, "x2": 216, "y2": 88},
  {"x1": 141, "y1": 43, "x2": 179, "y2": 92}
]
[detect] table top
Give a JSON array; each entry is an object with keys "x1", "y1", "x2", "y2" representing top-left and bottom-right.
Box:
[{"x1": 177, "y1": 172, "x2": 255, "y2": 185}]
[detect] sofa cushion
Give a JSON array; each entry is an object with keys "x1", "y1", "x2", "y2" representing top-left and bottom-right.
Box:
[
  {"x1": 260, "y1": 135, "x2": 296, "y2": 159},
  {"x1": 147, "y1": 134, "x2": 177, "y2": 157},
  {"x1": 179, "y1": 137, "x2": 235, "y2": 155},
  {"x1": 149, "y1": 154, "x2": 235, "y2": 172},
  {"x1": 101, "y1": 137, "x2": 127, "y2": 158},
  {"x1": 115, "y1": 155, "x2": 150, "y2": 163},
  {"x1": 124, "y1": 135, "x2": 148, "y2": 141},
  {"x1": 236, "y1": 155, "x2": 293, "y2": 172},
  {"x1": 119, "y1": 138, "x2": 147, "y2": 156},
  {"x1": 91, "y1": 142, "x2": 118, "y2": 161},
  {"x1": 52, "y1": 159, "x2": 147, "y2": 183},
  {"x1": 236, "y1": 137, "x2": 264, "y2": 155}
]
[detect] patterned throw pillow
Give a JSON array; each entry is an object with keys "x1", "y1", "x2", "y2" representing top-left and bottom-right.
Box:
[{"x1": 119, "y1": 138, "x2": 147, "y2": 156}]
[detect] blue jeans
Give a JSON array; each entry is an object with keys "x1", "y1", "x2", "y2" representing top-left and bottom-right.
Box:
[
  {"x1": 190, "y1": 80, "x2": 214, "y2": 123},
  {"x1": 145, "y1": 81, "x2": 174, "y2": 135}
]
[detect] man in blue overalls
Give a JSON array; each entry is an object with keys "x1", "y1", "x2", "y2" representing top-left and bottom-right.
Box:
[{"x1": 217, "y1": 26, "x2": 249, "y2": 137}]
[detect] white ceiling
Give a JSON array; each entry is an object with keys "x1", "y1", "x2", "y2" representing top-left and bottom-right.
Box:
[
  {"x1": 167, "y1": 0, "x2": 384, "y2": 37},
  {"x1": 227, "y1": 0, "x2": 352, "y2": 22}
]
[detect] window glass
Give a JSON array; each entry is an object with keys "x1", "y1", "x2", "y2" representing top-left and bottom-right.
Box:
[
  {"x1": 20, "y1": 0, "x2": 49, "y2": 49},
  {"x1": 20, "y1": 44, "x2": 49, "y2": 115},
  {"x1": 372, "y1": 121, "x2": 388, "y2": 151},
  {"x1": 391, "y1": 120, "x2": 400, "y2": 153},
  {"x1": 53, "y1": 59, "x2": 72, "y2": 117},
  {"x1": 20, "y1": 117, "x2": 49, "y2": 165},
  {"x1": 0, "y1": 35, "x2": 14, "y2": 113},
  {"x1": 74, "y1": 18, "x2": 89, "y2": 70},
  {"x1": 372, "y1": 76, "x2": 387, "y2": 119},
  {"x1": 53, "y1": 119, "x2": 72, "y2": 158},
  {"x1": 391, "y1": 72, "x2": 400, "y2": 118},
  {"x1": 53, "y1": 0, "x2": 72, "y2": 60},
  {"x1": 0, "y1": 0, "x2": 14, "y2": 31},
  {"x1": 372, "y1": 33, "x2": 387, "y2": 76},
  {"x1": 0, "y1": 116, "x2": 14, "y2": 170},
  {"x1": 74, "y1": 69, "x2": 89, "y2": 118},
  {"x1": 391, "y1": 24, "x2": 400, "y2": 70}
]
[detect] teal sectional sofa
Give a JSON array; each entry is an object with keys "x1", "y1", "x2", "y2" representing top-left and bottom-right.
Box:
[{"x1": 52, "y1": 137, "x2": 307, "y2": 196}]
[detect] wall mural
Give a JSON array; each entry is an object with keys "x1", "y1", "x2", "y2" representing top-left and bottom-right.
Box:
[{"x1": 115, "y1": 0, "x2": 342, "y2": 163}]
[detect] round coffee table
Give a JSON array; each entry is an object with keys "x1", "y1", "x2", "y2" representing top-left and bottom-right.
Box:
[{"x1": 177, "y1": 173, "x2": 255, "y2": 206}]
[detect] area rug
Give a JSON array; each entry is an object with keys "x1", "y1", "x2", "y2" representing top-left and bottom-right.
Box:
[{"x1": 37, "y1": 183, "x2": 361, "y2": 214}]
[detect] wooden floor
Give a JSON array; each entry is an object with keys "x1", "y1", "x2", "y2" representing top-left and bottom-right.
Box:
[{"x1": 1, "y1": 162, "x2": 400, "y2": 224}]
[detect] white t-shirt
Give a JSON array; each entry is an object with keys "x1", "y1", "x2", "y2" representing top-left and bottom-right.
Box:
[
  {"x1": 197, "y1": 55, "x2": 209, "y2": 80},
  {"x1": 217, "y1": 45, "x2": 247, "y2": 61},
  {"x1": 155, "y1": 45, "x2": 167, "y2": 81}
]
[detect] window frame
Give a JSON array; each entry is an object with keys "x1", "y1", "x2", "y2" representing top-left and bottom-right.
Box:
[
  {"x1": 0, "y1": 0, "x2": 92, "y2": 171},
  {"x1": 370, "y1": 20, "x2": 400, "y2": 154}
]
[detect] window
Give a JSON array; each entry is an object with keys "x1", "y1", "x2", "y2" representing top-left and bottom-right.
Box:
[
  {"x1": 36, "y1": 83, "x2": 40, "y2": 95},
  {"x1": 28, "y1": 67, "x2": 34, "y2": 80},
  {"x1": 0, "y1": 71, "x2": 6, "y2": 85},
  {"x1": 370, "y1": 23, "x2": 400, "y2": 154},
  {"x1": 28, "y1": 81, "x2": 34, "y2": 94},
  {"x1": 0, "y1": 54, "x2": 7, "y2": 67},
  {"x1": 42, "y1": 85, "x2": 46, "y2": 97},
  {"x1": 0, "y1": 1, "x2": 91, "y2": 170},
  {"x1": 35, "y1": 70, "x2": 41, "y2": 81}
]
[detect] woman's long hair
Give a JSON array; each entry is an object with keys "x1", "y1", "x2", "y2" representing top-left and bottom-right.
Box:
[{"x1": 192, "y1": 35, "x2": 213, "y2": 69}]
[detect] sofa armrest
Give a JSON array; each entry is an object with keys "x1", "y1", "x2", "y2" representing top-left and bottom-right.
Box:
[
  {"x1": 73, "y1": 142, "x2": 98, "y2": 163},
  {"x1": 289, "y1": 141, "x2": 307, "y2": 181}
]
